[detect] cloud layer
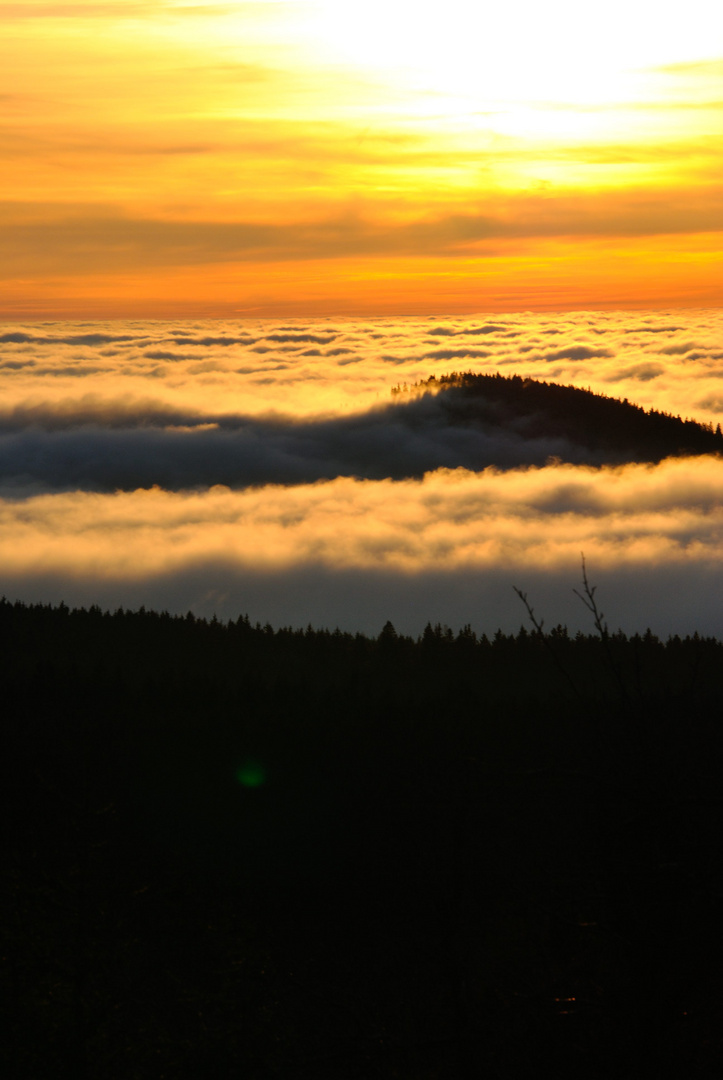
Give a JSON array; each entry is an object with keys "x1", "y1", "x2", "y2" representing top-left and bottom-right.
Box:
[
  {"x1": 1, "y1": 311, "x2": 722, "y2": 635},
  {"x1": 1, "y1": 309, "x2": 722, "y2": 422},
  {"x1": 1, "y1": 458, "x2": 723, "y2": 636},
  {"x1": 0, "y1": 386, "x2": 656, "y2": 493}
]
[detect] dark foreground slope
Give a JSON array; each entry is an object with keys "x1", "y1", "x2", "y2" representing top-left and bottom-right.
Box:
[{"x1": 4, "y1": 600, "x2": 723, "y2": 1078}]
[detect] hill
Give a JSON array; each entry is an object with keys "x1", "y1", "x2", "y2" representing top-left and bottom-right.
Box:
[
  {"x1": 2, "y1": 372, "x2": 721, "y2": 493},
  {"x1": 393, "y1": 371, "x2": 723, "y2": 465}
]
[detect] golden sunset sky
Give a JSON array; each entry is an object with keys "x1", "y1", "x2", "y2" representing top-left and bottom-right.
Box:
[{"x1": 2, "y1": 0, "x2": 722, "y2": 317}]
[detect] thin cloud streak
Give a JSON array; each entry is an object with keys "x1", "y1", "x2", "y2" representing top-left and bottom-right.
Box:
[{"x1": 5, "y1": 188, "x2": 723, "y2": 279}]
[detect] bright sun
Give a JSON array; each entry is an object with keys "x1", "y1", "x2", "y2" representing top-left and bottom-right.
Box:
[{"x1": 306, "y1": 0, "x2": 723, "y2": 113}]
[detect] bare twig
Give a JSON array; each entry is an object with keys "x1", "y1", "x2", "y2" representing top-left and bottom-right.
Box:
[
  {"x1": 573, "y1": 554, "x2": 628, "y2": 702},
  {"x1": 572, "y1": 554, "x2": 608, "y2": 639},
  {"x1": 512, "y1": 587, "x2": 544, "y2": 635},
  {"x1": 513, "y1": 586, "x2": 582, "y2": 701},
  {"x1": 510, "y1": 587, "x2": 544, "y2": 635}
]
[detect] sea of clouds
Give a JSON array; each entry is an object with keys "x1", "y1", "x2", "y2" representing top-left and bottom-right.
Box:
[{"x1": 2, "y1": 309, "x2": 723, "y2": 636}]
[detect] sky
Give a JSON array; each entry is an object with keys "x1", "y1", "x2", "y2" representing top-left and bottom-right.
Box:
[
  {"x1": 2, "y1": 0, "x2": 723, "y2": 318},
  {"x1": 2, "y1": 311, "x2": 723, "y2": 638}
]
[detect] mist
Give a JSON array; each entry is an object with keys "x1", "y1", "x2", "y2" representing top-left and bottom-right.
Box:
[{"x1": 1, "y1": 310, "x2": 722, "y2": 635}]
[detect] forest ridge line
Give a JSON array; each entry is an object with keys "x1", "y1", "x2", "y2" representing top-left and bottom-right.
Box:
[
  {"x1": 392, "y1": 371, "x2": 723, "y2": 462},
  {"x1": 3, "y1": 593, "x2": 722, "y2": 707}
]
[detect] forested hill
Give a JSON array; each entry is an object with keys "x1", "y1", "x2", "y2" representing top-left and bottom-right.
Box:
[
  {"x1": 396, "y1": 372, "x2": 723, "y2": 463},
  {"x1": 3, "y1": 371, "x2": 721, "y2": 495}
]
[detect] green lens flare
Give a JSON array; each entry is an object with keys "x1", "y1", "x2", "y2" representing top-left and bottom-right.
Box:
[{"x1": 236, "y1": 761, "x2": 267, "y2": 788}]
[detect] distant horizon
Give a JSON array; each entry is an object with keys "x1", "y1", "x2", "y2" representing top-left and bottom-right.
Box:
[{"x1": 3, "y1": 302, "x2": 721, "y2": 322}]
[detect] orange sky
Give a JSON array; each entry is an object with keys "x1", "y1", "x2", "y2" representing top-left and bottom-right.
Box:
[{"x1": 2, "y1": 0, "x2": 722, "y2": 318}]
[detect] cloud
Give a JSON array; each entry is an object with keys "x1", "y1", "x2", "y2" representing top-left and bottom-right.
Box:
[
  {"x1": 544, "y1": 346, "x2": 614, "y2": 361},
  {"x1": 143, "y1": 350, "x2": 199, "y2": 361},
  {"x1": 428, "y1": 323, "x2": 509, "y2": 337},
  {"x1": 169, "y1": 336, "x2": 258, "y2": 346},
  {"x1": 0, "y1": 3, "x2": 146, "y2": 17},
  {"x1": 1, "y1": 459, "x2": 723, "y2": 636},
  {"x1": 422, "y1": 348, "x2": 494, "y2": 360},
  {"x1": 263, "y1": 333, "x2": 338, "y2": 344},
  {"x1": 3, "y1": 310, "x2": 723, "y2": 429},
  {"x1": 623, "y1": 325, "x2": 686, "y2": 334},
  {"x1": 0, "y1": 394, "x2": 594, "y2": 492},
  {"x1": 0, "y1": 331, "x2": 141, "y2": 345},
  {"x1": 603, "y1": 362, "x2": 665, "y2": 382},
  {"x1": 0, "y1": 2, "x2": 233, "y2": 18},
  {"x1": 0, "y1": 395, "x2": 205, "y2": 431},
  {"x1": 5, "y1": 183, "x2": 723, "y2": 279},
  {"x1": 7, "y1": 369, "x2": 720, "y2": 494},
  {"x1": 696, "y1": 395, "x2": 723, "y2": 415},
  {"x1": 1, "y1": 311, "x2": 723, "y2": 636},
  {"x1": 656, "y1": 59, "x2": 723, "y2": 78},
  {"x1": 658, "y1": 342, "x2": 699, "y2": 355}
]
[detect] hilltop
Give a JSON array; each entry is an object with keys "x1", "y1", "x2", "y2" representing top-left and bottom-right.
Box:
[{"x1": 394, "y1": 371, "x2": 723, "y2": 465}]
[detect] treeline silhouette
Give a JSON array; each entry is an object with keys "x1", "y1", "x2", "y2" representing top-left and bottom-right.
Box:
[
  {"x1": 5, "y1": 596, "x2": 723, "y2": 1077},
  {"x1": 394, "y1": 372, "x2": 723, "y2": 461}
]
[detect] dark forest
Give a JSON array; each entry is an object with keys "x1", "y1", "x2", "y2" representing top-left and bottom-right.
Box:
[
  {"x1": 395, "y1": 372, "x2": 723, "y2": 464},
  {"x1": 4, "y1": 589, "x2": 723, "y2": 1078}
]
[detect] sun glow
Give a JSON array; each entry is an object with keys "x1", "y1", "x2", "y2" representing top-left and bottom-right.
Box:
[
  {"x1": 307, "y1": 0, "x2": 723, "y2": 114},
  {"x1": 2, "y1": 0, "x2": 722, "y2": 316}
]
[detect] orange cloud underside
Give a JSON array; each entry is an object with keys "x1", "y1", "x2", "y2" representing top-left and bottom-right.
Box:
[{"x1": 3, "y1": 235, "x2": 721, "y2": 320}]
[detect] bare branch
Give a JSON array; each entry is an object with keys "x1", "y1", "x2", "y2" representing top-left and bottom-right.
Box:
[
  {"x1": 513, "y1": 586, "x2": 583, "y2": 701},
  {"x1": 512, "y1": 587, "x2": 544, "y2": 636},
  {"x1": 573, "y1": 553, "x2": 609, "y2": 640},
  {"x1": 573, "y1": 553, "x2": 629, "y2": 702}
]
